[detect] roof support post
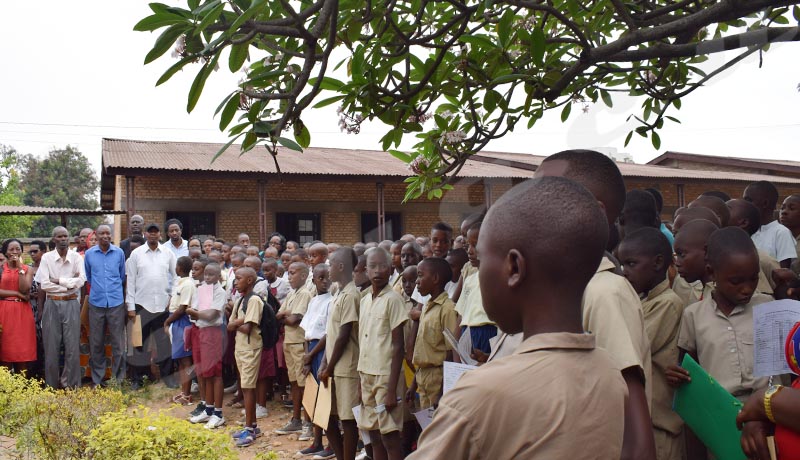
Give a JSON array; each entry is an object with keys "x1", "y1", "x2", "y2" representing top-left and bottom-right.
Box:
[
  {"x1": 484, "y1": 181, "x2": 494, "y2": 208},
  {"x1": 677, "y1": 183, "x2": 685, "y2": 207},
  {"x1": 125, "y1": 176, "x2": 136, "y2": 224},
  {"x1": 258, "y1": 179, "x2": 268, "y2": 248},
  {"x1": 60, "y1": 214, "x2": 67, "y2": 227},
  {"x1": 376, "y1": 182, "x2": 386, "y2": 242}
]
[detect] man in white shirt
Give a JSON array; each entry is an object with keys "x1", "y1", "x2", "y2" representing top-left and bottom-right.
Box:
[
  {"x1": 126, "y1": 222, "x2": 178, "y2": 389},
  {"x1": 38, "y1": 226, "x2": 86, "y2": 388},
  {"x1": 744, "y1": 181, "x2": 797, "y2": 268},
  {"x1": 164, "y1": 218, "x2": 189, "y2": 258}
]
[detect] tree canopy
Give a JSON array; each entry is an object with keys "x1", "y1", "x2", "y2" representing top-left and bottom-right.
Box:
[
  {"x1": 0, "y1": 145, "x2": 35, "y2": 239},
  {"x1": 137, "y1": 0, "x2": 800, "y2": 200}
]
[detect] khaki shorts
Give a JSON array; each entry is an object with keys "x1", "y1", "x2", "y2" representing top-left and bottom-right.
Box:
[
  {"x1": 358, "y1": 373, "x2": 403, "y2": 434},
  {"x1": 235, "y1": 348, "x2": 262, "y2": 389},
  {"x1": 415, "y1": 366, "x2": 443, "y2": 409},
  {"x1": 654, "y1": 427, "x2": 684, "y2": 460},
  {"x1": 331, "y1": 376, "x2": 360, "y2": 421},
  {"x1": 284, "y1": 343, "x2": 306, "y2": 386}
]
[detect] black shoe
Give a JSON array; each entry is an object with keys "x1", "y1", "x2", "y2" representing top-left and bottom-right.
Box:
[{"x1": 130, "y1": 380, "x2": 143, "y2": 391}]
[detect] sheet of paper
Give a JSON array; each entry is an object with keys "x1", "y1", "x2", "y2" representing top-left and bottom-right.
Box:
[
  {"x1": 753, "y1": 299, "x2": 800, "y2": 377},
  {"x1": 352, "y1": 405, "x2": 371, "y2": 444},
  {"x1": 414, "y1": 407, "x2": 435, "y2": 431},
  {"x1": 443, "y1": 361, "x2": 477, "y2": 394},
  {"x1": 443, "y1": 328, "x2": 476, "y2": 365},
  {"x1": 302, "y1": 374, "x2": 319, "y2": 417},
  {"x1": 312, "y1": 379, "x2": 332, "y2": 428}
]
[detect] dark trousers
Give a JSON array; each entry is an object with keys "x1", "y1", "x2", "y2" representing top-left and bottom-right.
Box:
[
  {"x1": 88, "y1": 303, "x2": 127, "y2": 385},
  {"x1": 127, "y1": 305, "x2": 173, "y2": 383},
  {"x1": 42, "y1": 298, "x2": 81, "y2": 388}
]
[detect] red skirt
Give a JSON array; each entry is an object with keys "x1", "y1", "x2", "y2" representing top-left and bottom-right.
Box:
[{"x1": 0, "y1": 299, "x2": 36, "y2": 362}]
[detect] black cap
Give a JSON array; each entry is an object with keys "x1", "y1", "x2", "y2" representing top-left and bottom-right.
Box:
[{"x1": 145, "y1": 223, "x2": 160, "y2": 232}]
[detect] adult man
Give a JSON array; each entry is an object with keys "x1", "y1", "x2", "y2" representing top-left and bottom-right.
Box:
[
  {"x1": 83, "y1": 224, "x2": 126, "y2": 386},
  {"x1": 126, "y1": 222, "x2": 177, "y2": 389},
  {"x1": 73, "y1": 227, "x2": 92, "y2": 253},
  {"x1": 238, "y1": 233, "x2": 251, "y2": 248},
  {"x1": 38, "y1": 226, "x2": 86, "y2": 388},
  {"x1": 164, "y1": 218, "x2": 189, "y2": 258},
  {"x1": 120, "y1": 214, "x2": 144, "y2": 258},
  {"x1": 744, "y1": 181, "x2": 797, "y2": 269}
]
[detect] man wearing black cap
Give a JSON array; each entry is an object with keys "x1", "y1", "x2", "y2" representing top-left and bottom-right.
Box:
[{"x1": 125, "y1": 222, "x2": 178, "y2": 389}]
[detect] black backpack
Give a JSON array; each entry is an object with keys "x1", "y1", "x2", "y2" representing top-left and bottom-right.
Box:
[{"x1": 236, "y1": 290, "x2": 280, "y2": 349}]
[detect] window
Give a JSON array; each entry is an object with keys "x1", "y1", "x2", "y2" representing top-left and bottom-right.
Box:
[
  {"x1": 361, "y1": 212, "x2": 402, "y2": 243},
  {"x1": 276, "y1": 213, "x2": 321, "y2": 244},
  {"x1": 165, "y1": 212, "x2": 216, "y2": 240}
]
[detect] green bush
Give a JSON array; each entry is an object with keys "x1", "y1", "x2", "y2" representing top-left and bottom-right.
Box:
[
  {"x1": 0, "y1": 367, "x2": 41, "y2": 436},
  {"x1": 86, "y1": 407, "x2": 237, "y2": 460}
]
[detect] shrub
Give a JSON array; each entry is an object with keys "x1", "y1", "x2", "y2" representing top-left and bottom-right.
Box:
[
  {"x1": 0, "y1": 367, "x2": 41, "y2": 436},
  {"x1": 86, "y1": 407, "x2": 237, "y2": 460}
]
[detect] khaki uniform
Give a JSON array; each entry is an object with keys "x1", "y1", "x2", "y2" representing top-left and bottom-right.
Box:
[
  {"x1": 642, "y1": 279, "x2": 685, "y2": 460},
  {"x1": 281, "y1": 287, "x2": 312, "y2": 385},
  {"x1": 583, "y1": 257, "x2": 652, "y2": 404},
  {"x1": 671, "y1": 275, "x2": 713, "y2": 307},
  {"x1": 677, "y1": 292, "x2": 773, "y2": 399},
  {"x1": 412, "y1": 292, "x2": 459, "y2": 408},
  {"x1": 408, "y1": 333, "x2": 627, "y2": 460},
  {"x1": 325, "y1": 282, "x2": 361, "y2": 420},
  {"x1": 233, "y1": 295, "x2": 264, "y2": 388},
  {"x1": 757, "y1": 250, "x2": 780, "y2": 295},
  {"x1": 357, "y1": 284, "x2": 407, "y2": 434},
  {"x1": 454, "y1": 271, "x2": 493, "y2": 327},
  {"x1": 793, "y1": 233, "x2": 800, "y2": 275}
]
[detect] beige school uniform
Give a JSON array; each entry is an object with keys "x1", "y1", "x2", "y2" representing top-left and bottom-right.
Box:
[
  {"x1": 408, "y1": 333, "x2": 627, "y2": 460},
  {"x1": 583, "y1": 257, "x2": 652, "y2": 404},
  {"x1": 233, "y1": 295, "x2": 264, "y2": 389},
  {"x1": 391, "y1": 272, "x2": 403, "y2": 296},
  {"x1": 793, "y1": 233, "x2": 800, "y2": 275},
  {"x1": 757, "y1": 250, "x2": 780, "y2": 295},
  {"x1": 412, "y1": 292, "x2": 459, "y2": 408},
  {"x1": 304, "y1": 272, "x2": 317, "y2": 298},
  {"x1": 671, "y1": 275, "x2": 713, "y2": 307},
  {"x1": 677, "y1": 292, "x2": 773, "y2": 400},
  {"x1": 357, "y1": 284, "x2": 407, "y2": 434},
  {"x1": 281, "y1": 287, "x2": 313, "y2": 385},
  {"x1": 455, "y1": 271, "x2": 493, "y2": 327},
  {"x1": 325, "y1": 282, "x2": 360, "y2": 421},
  {"x1": 641, "y1": 279, "x2": 685, "y2": 460}
]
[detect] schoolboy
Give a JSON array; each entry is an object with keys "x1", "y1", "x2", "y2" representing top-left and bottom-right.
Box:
[
  {"x1": 618, "y1": 189, "x2": 660, "y2": 240},
  {"x1": 263, "y1": 258, "x2": 290, "y2": 303},
  {"x1": 354, "y1": 254, "x2": 371, "y2": 294},
  {"x1": 407, "y1": 258, "x2": 458, "y2": 409},
  {"x1": 319, "y1": 247, "x2": 361, "y2": 460},
  {"x1": 228, "y1": 267, "x2": 264, "y2": 447},
  {"x1": 389, "y1": 241, "x2": 404, "y2": 291},
  {"x1": 243, "y1": 255, "x2": 276, "y2": 420},
  {"x1": 617, "y1": 228, "x2": 686, "y2": 460},
  {"x1": 410, "y1": 176, "x2": 627, "y2": 459},
  {"x1": 299, "y1": 264, "x2": 333, "y2": 456},
  {"x1": 445, "y1": 248, "x2": 468, "y2": 299},
  {"x1": 191, "y1": 257, "x2": 207, "y2": 286},
  {"x1": 451, "y1": 212, "x2": 483, "y2": 303},
  {"x1": 535, "y1": 149, "x2": 655, "y2": 458},
  {"x1": 779, "y1": 194, "x2": 800, "y2": 274},
  {"x1": 672, "y1": 219, "x2": 718, "y2": 306},
  {"x1": 454, "y1": 222, "x2": 497, "y2": 354},
  {"x1": 275, "y1": 262, "x2": 313, "y2": 435},
  {"x1": 688, "y1": 195, "x2": 730, "y2": 227},
  {"x1": 306, "y1": 243, "x2": 329, "y2": 296},
  {"x1": 358, "y1": 247, "x2": 407, "y2": 460},
  {"x1": 727, "y1": 198, "x2": 780, "y2": 295},
  {"x1": 744, "y1": 180, "x2": 797, "y2": 268},
  {"x1": 164, "y1": 255, "x2": 196, "y2": 405},
  {"x1": 671, "y1": 206, "x2": 720, "y2": 234},
  {"x1": 430, "y1": 222, "x2": 453, "y2": 259},
  {"x1": 187, "y1": 263, "x2": 227, "y2": 429}
]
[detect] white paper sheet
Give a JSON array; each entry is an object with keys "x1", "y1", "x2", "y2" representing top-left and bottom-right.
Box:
[
  {"x1": 753, "y1": 299, "x2": 800, "y2": 377},
  {"x1": 414, "y1": 407, "x2": 435, "y2": 431},
  {"x1": 352, "y1": 405, "x2": 371, "y2": 444},
  {"x1": 443, "y1": 361, "x2": 477, "y2": 394},
  {"x1": 443, "y1": 328, "x2": 477, "y2": 365}
]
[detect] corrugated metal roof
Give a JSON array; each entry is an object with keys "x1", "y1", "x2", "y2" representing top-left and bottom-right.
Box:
[
  {"x1": 650, "y1": 151, "x2": 800, "y2": 172},
  {"x1": 0, "y1": 206, "x2": 125, "y2": 215}
]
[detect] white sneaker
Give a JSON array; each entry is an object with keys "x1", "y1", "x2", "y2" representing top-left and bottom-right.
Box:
[
  {"x1": 190, "y1": 412, "x2": 211, "y2": 424},
  {"x1": 223, "y1": 381, "x2": 239, "y2": 394},
  {"x1": 298, "y1": 422, "x2": 314, "y2": 442},
  {"x1": 204, "y1": 414, "x2": 225, "y2": 429},
  {"x1": 355, "y1": 450, "x2": 369, "y2": 460},
  {"x1": 190, "y1": 382, "x2": 199, "y2": 394},
  {"x1": 255, "y1": 404, "x2": 269, "y2": 419}
]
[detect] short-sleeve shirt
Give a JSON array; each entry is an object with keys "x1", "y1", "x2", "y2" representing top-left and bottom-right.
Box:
[
  {"x1": 751, "y1": 220, "x2": 797, "y2": 262},
  {"x1": 677, "y1": 292, "x2": 773, "y2": 398},
  {"x1": 757, "y1": 250, "x2": 780, "y2": 295},
  {"x1": 358, "y1": 284, "x2": 407, "y2": 376},
  {"x1": 413, "y1": 292, "x2": 459, "y2": 368},
  {"x1": 641, "y1": 278, "x2": 685, "y2": 434},
  {"x1": 583, "y1": 257, "x2": 652, "y2": 404},
  {"x1": 671, "y1": 275, "x2": 713, "y2": 307},
  {"x1": 408, "y1": 333, "x2": 627, "y2": 460},
  {"x1": 193, "y1": 282, "x2": 226, "y2": 328},
  {"x1": 325, "y1": 282, "x2": 360, "y2": 378},
  {"x1": 169, "y1": 277, "x2": 196, "y2": 313},
  {"x1": 454, "y1": 271, "x2": 494, "y2": 327},
  {"x1": 793, "y1": 233, "x2": 800, "y2": 275},
  {"x1": 233, "y1": 294, "x2": 264, "y2": 351},
  {"x1": 280, "y1": 288, "x2": 313, "y2": 344},
  {"x1": 300, "y1": 292, "x2": 332, "y2": 341}
]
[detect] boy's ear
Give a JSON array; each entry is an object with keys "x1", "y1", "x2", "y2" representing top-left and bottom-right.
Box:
[
  {"x1": 506, "y1": 249, "x2": 526, "y2": 288},
  {"x1": 653, "y1": 254, "x2": 665, "y2": 272},
  {"x1": 705, "y1": 263, "x2": 715, "y2": 283}
]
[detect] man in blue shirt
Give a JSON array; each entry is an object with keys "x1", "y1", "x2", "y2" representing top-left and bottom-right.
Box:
[{"x1": 84, "y1": 224, "x2": 126, "y2": 386}]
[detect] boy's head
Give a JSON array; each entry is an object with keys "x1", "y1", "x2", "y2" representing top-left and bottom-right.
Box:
[
  {"x1": 291, "y1": 248, "x2": 309, "y2": 264},
  {"x1": 238, "y1": 233, "x2": 250, "y2": 248},
  {"x1": 673, "y1": 219, "x2": 718, "y2": 283},
  {"x1": 701, "y1": 190, "x2": 731, "y2": 202},
  {"x1": 401, "y1": 265, "x2": 419, "y2": 298},
  {"x1": 189, "y1": 238, "x2": 201, "y2": 250},
  {"x1": 477, "y1": 176, "x2": 608, "y2": 334},
  {"x1": 452, "y1": 235, "x2": 465, "y2": 250},
  {"x1": 214, "y1": 240, "x2": 224, "y2": 251},
  {"x1": 706, "y1": 227, "x2": 760, "y2": 307},
  {"x1": 390, "y1": 241, "x2": 404, "y2": 273},
  {"x1": 353, "y1": 242, "x2": 367, "y2": 257},
  {"x1": 245, "y1": 246, "x2": 260, "y2": 258},
  {"x1": 286, "y1": 240, "x2": 299, "y2": 252},
  {"x1": 416, "y1": 257, "x2": 452, "y2": 298},
  {"x1": 726, "y1": 198, "x2": 761, "y2": 236},
  {"x1": 262, "y1": 258, "x2": 279, "y2": 282},
  {"x1": 689, "y1": 195, "x2": 730, "y2": 227},
  {"x1": 207, "y1": 250, "x2": 222, "y2": 264},
  {"x1": 617, "y1": 228, "x2": 673, "y2": 295},
  {"x1": 234, "y1": 267, "x2": 257, "y2": 294},
  {"x1": 401, "y1": 241, "x2": 423, "y2": 269},
  {"x1": 327, "y1": 243, "x2": 340, "y2": 254},
  {"x1": 280, "y1": 251, "x2": 293, "y2": 267},
  {"x1": 189, "y1": 247, "x2": 202, "y2": 260},
  {"x1": 460, "y1": 211, "x2": 485, "y2": 238},
  {"x1": 644, "y1": 188, "x2": 664, "y2": 215},
  {"x1": 353, "y1": 254, "x2": 369, "y2": 288},
  {"x1": 176, "y1": 256, "x2": 193, "y2": 277},
  {"x1": 243, "y1": 255, "x2": 262, "y2": 274},
  {"x1": 263, "y1": 246, "x2": 278, "y2": 260},
  {"x1": 780, "y1": 194, "x2": 800, "y2": 230},
  {"x1": 744, "y1": 180, "x2": 779, "y2": 223},
  {"x1": 221, "y1": 243, "x2": 232, "y2": 262},
  {"x1": 446, "y1": 248, "x2": 469, "y2": 283},
  {"x1": 288, "y1": 262, "x2": 310, "y2": 290},
  {"x1": 204, "y1": 263, "x2": 221, "y2": 285},
  {"x1": 421, "y1": 244, "x2": 433, "y2": 259},
  {"x1": 231, "y1": 252, "x2": 246, "y2": 270},
  {"x1": 191, "y1": 258, "x2": 208, "y2": 281},
  {"x1": 400, "y1": 234, "x2": 416, "y2": 243},
  {"x1": 129, "y1": 234, "x2": 145, "y2": 252},
  {"x1": 365, "y1": 247, "x2": 393, "y2": 290},
  {"x1": 430, "y1": 222, "x2": 453, "y2": 258},
  {"x1": 230, "y1": 245, "x2": 243, "y2": 257},
  {"x1": 672, "y1": 206, "x2": 720, "y2": 234},
  {"x1": 535, "y1": 149, "x2": 626, "y2": 251},
  {"x1": 466, "y1": 222, "x2": 481, "y2": 268},
  {"x1": 312, "y1": 264, "x2": 331, "y2": 295},
  {"x1": 309, "y1": 243, "x2": 329, "y2": 267},
  {"x1": 378, "y1": 240, "x2": 393, "y2": 254},
  {"x1": 329, "y1": 247, "x2": 357, "y2": 284},
  {"x1": 203, "y1": 238, "x2": 215, "y2": 255},
  {"x1": 415, "y1": 236, "x2": 430, "y2": 247},
  {"x1": 619, "y1": 189, "x2": 659, "y2": 240}
]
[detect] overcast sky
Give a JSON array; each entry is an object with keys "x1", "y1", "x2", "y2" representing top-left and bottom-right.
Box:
[{"x1": 1, "y1": 1, "x2": 798, "y2": 175}]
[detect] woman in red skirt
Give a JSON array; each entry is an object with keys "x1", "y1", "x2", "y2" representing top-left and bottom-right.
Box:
[{"x1": 0, "y1": 238, "x2": 36, "y2": 371}]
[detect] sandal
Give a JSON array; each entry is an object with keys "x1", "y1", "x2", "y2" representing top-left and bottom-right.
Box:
[{"x1": 226, "y1": 395, "x2": 244, "y2": 408}]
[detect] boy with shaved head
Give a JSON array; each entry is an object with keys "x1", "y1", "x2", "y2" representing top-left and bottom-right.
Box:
[
  {"x1": 744, "y1": 181, "x2": 796, "y2": 268},
  {"x1": 727, "y1": 198, "x2": 780, "y2": 296},
  {"x1": 410, "y1": 176, "x2": 626, "y2": 459},
  {"x1": 779, "y1": 194, "x2": 800, "y2": 274},
  {"x1": 305, "y1": 243, "x2": 329, "y2": 296},
  {"x1": 672, "y1": 219, "x2": 719, "y2": 306},
  {"x1": 689, "y1": 195, "x2": 730, "y2": 227}
]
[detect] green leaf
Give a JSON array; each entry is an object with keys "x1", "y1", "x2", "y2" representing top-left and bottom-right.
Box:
[
  {"x1": 133, "y1": 13, "x2": 187, "y2": 32},
  {"x1": 196, "y1": 2, "x2": 225, "y2": 34},
  {"x1": 295, "y1": 123, "x2": 311, "y2": 149},
  {"x1": 230, "y1": 0, "x2": 266, "y2": 31},
  {"x1": 277, "y1": 136, "x2": 303, "y2": 152},
  {"x1": 211, "y1": 132, "x2": 245, "y2": 162},
  {"x1": 219, "y1": 94, "x2": 240, "y2": 130},
  {"x1": 490, "y1": 74, "x2": 526, "y2": 85},
  {"x1": 228, "y1": 42, "x2": 249, "y2": 72},
  {"x1": 214, "y1": 92, "x2": 234, "y2": 115},
  {"x1": 155, "y1": 56, "x2": 193, "y2": 86},
  {"x1": 433, "y1": 188, "x2": 443, "y2": 199},
  {"x1": 484, "y1": 90, "x2": 500, "y2": 113},
  {"x1": 308, "y1": 76, "x2": 345, "y2": 91},
  {"x1": 459, "y1": 34, "x2": 494, "y2": 50},
  {"x1": 794, "y1": 5, "x2": 800, "y2": 21},
  {"x1": 312, "y1": 95, "x2": 345, "y2": 108},
  {"x1": 560, "y1": 102, "x2": 572, "y2": 122},
  {"x1": 389, "y1": 150, "x2": 412, "y2": 163},
  {"x1": 673, "y1": 99, "x2": 681, "y2": 110},
  {"x1": 144, "y1": 24, "x2": 188, "y2": 64},
  {"x1": 186, "y1": 53, "x2": 220, "y2": 112},
  {"x1": 497, "y1": 10, "x2": 514, "y2": 48},
  {"x1": 242, "y1": 131, "x2": 258, "y2": 151},
  {"x1": 600, "y1": 89, "x2": 613, "y2": 108},
  {"x1": 351, "y1": 46, "x2": 365, "y2": 79},
  {"x1": 624, "y1": 131, "x2": 633, "y2": 147},
  {"x1": 530, "y1": 28, "x2": 546, "y2": 66},
  {"x1": 651, "y1": 132, "x2": 661, "y2": 150}
]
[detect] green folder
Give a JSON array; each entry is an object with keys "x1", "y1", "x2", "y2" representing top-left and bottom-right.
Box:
[{"x1": 673, "y1": 354, "x2": 746, "y2": 460}]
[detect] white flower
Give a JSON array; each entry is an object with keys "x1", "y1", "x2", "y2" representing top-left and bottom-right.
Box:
[
  {"x1": 439, "y1": 110, "x2": 454, "y2": 119},
  {"x1": 439, "y1": 130, "x2": 466, "y2": 145},
  {"x1": 171, "y1": 35, "x2": 186, "y2": 59},
  {"x1": 507, "y1": 50, "x2": 521, "y2": 59},
  {"x1": 408, "y1": 156, "x2": 429, "y2": 175}
]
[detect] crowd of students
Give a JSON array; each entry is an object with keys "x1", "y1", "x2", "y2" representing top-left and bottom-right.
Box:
[{"x1": 1, "y1": 149, "x2": 800, "y2": 459}]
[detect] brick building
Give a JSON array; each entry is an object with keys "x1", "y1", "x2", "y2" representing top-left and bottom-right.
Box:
[{"x1": 101, "y1": 139, "x2": 800, "y2": 247}]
